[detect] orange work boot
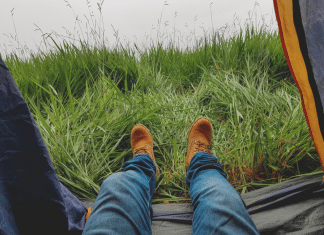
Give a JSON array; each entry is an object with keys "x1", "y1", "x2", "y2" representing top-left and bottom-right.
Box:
[
  {"x1": 131, "y1": 124, "x2": 160, "y2": 178},
  {"x1": 185, "y1": 117, "x2": 212, "y2": 170}
]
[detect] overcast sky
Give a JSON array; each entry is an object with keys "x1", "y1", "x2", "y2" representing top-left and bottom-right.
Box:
[{"x1": 1, "y1": 0, "x2": 278, "y2": 58}]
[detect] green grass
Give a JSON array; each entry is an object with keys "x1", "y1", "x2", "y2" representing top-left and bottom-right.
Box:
[{"x1": 1, "y1": 2, "x2": 322, "y2": 204}]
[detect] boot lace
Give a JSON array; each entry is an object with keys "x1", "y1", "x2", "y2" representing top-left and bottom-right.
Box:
[
  {"x1": 193, "y1": 140, "x2": 211, "y2": 154},
  {"x1": 134, "y1": 145, "x2": 150, "y2": 155}
]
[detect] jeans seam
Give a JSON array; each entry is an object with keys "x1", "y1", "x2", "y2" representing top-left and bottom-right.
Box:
[
  {"x1": 148, "y1": 158, "x2": 155, "y2": 194},
  {"x1": 139, "y1": 153, "x2": 154, "y2": 199}
]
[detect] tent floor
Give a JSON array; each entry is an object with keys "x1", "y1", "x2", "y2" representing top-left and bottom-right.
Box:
[{"x1": 80, "y1": 173, "x2": 324, "y2": 235}]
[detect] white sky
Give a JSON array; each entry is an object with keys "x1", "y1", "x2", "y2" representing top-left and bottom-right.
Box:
[{"x1": 0, "y1": 0, "x2": 278, "y2": 59}]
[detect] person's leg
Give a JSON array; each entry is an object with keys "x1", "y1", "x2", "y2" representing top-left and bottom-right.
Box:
[
  {"x1": 186, "y1": 152, "x2": 259, "y2": 235},
  {"x1": 83, "y1": 153, "x2": 157, "y2": 235}
]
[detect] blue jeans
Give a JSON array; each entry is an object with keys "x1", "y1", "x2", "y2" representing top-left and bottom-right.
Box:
[{"x1": 82, "y1": 152, "x2": 259, "y2": 235}]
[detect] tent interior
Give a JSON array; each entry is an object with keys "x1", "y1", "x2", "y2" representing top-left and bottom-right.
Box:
[{"x1": 1, "y1": 0, "x2": 324, "y2": 235}]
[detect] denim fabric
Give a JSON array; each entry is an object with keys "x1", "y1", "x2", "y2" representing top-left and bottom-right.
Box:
[
  {"x1": 83, "y1": 154, "x2": 156, "y2": 235},
  {"x1": 83, "y1": 152, "x2": 259, "y2": 235},
  {"x1": 186, "y1": 152, "x2": 259, "y2": 235}
]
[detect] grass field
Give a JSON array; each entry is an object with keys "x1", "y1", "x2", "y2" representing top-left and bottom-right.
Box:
[{"x1": 1, "y1": 3, "x2": 323, "y2": 204}]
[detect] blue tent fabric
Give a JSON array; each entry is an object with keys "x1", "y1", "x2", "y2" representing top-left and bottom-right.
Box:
[
  {"x1": 0, "y1": 57, "x2": 87, "y2": 235},
  {"x1": 299, "y1": 0, "x2": 324, "y2": 109}
]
